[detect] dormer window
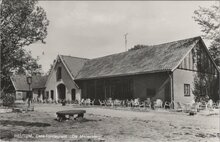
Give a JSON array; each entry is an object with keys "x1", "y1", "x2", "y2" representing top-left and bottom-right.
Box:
[{"x1": 57, "y1": 67, "x2": 62, "y2": 81}]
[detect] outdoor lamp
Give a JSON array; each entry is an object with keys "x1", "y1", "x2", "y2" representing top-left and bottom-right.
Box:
[
  {"x1": 26, "y1": 75, "x2": 32, "y2": 107},
  {"x1": 26, "y1": 76, "x2": 32, "y2": 85}
]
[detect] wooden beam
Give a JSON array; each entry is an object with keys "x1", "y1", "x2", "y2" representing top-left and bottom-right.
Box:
[
  {"x1": 94, "y1": 80, "x2": 97, "y2": 100},
  {"x1": 104, "y1": 80, "x2": 106, "y2": 100},
  {"x1": 169, "y1": 72, "x2": 174, "y2": 109}
]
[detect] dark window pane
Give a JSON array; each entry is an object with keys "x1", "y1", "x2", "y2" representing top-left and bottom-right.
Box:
[
  {"x1": 57, "y1": 67, "x2": 62, "y2": 81},
  {"x1": 184, "y1": 84, "x2": 190, "y2": 96}
]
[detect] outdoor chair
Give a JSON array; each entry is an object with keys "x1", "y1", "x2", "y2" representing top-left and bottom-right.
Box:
[
  {"x1": 114, "y1": 99, "x2": 121, "y2": 107},
  {"x1": 91, "y1": 99, "x2": 95, "y2": 105},
  {"x1": 144, "y1": 98, "x2": 151, "y2": 109},
  {"x1": 198, "y1": 101, "x2": 207, "y2": 110},
  {"x1": 213, "y1": 101, "x2": 220, "y2": 109},
  {"x1": 79, "y1": 99, "x2": 85, "y2": 105},
  {"x1": 126, "y1": 100, "x2": 132, "y2": 107},
  {"x1": 132, "y1": 98, "x2": 140, "y2": 107},
  {"x1": 99, "y1": 100, "x2": 106, "y2": 106},
  {"x1": 121, "y1": 100, "x2": 126, "y2": 107},
  {"x1": 206, "y1": 99, "x2": 214, "y2": 112},
  {"x1": 139, "y1": 101, "x2": 145, "y2": 109},
  {"x1": 37, "y1": 97, "x2": 42, "y2": 103},
  {"x1": 85, "y1": 98, "x2": 91, "y2": 105},
  {"x1": 190, "y1": 102, "x2": 199, "y2": 112},
  {"x1": 164, "y1": 101, "x2": 174, "y2": 109},
  {"x1": 154, "y1": 99, "x2": 163, "y2": 109},
  {"x1": 106, "y1": 98, "x2": 114, "y2": 107},
  {"x1": 48, "y1": 98, "x2": 52, "y2": 103},
  {"x1": 174, "y1": 102, "x2": 183, "y2": 112},
  {"x1": 182, "y1": 103, "x2": 191, "y2": 112}
]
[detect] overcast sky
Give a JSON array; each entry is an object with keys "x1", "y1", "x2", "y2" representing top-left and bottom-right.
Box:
[{"x1": 25, "y1": 1, "x2": 216, "y2": 73}]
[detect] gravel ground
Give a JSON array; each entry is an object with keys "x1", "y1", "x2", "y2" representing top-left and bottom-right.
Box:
[{"x1": 0, "y1": 104, "x2": 219, "y2": 142}]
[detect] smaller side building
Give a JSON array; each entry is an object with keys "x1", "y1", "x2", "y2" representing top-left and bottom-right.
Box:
[{"x1": 10, "y1": 75, "x2": 48, "y2": 101}]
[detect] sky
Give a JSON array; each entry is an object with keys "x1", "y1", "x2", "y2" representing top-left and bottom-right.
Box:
[{"x1": 24, "y1": 1, "x2": 217, "y2": 73}]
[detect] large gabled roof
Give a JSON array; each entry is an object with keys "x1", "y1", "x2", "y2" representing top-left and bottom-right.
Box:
[
  {"x1": 75, "y1": 36, "x2": 202, "y2": 80},
  {"x1": 11, "y1": 75, "x2": 48, "y2": 91},
  {"x1": 60, "y1": 55, "x2": 88, "y2": 77}
]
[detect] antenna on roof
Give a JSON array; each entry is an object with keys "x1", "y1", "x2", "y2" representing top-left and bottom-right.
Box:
[{"x1": 124, "y1": 33, "x2": 128, "y2": 51}]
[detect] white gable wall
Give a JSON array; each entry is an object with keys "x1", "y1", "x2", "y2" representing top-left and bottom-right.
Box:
[
  {"x1": 173, "y1": 69, "x2": 195, "y2": 105},
  {"x1": 45, "y1": 59, "x2": 81, "y2": 102}
]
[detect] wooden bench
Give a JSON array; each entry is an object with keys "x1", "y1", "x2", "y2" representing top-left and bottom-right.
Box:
[{"x1": 56, "y1": 110, "x2": 86, "y2": 122}]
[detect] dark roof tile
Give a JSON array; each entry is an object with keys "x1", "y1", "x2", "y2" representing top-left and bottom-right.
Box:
[
  {"x1": 11, "y1": 75, "x2": 48, "y2": 91},
  {"x1": 60, "y1": 55, "x2": 88, "y2": 77},
  {"x1": 75, "y1": 36, "x2": 201, "y2": 80}
]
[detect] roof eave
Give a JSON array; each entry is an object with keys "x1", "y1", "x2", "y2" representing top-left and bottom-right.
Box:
[
  {"x1": 171, "y1": 37, "x2": 201, "y2": 72},
  {"x1": 59, "y1": 55, "x2": 80, "y2": 89},
  {"x1": 75, "y1": 69, "x2": 171, "y2": 81},
  {"x1": 199, "y1": 39, "x2": 220, "y2": 73},
  {"x1": 10, "y1": 76, "x2": 17, "y2": 91},
  {"x1": 45, "y1": 55, "x2": 59, "y2": 87}
]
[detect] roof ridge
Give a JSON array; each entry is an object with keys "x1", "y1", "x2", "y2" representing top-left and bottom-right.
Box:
[
  {"x1": 11, "y1": 74, "x2": 48, "y2": 77},
  {"x1": 86, "y1": 36, "x2": 202, "y2": 61},
  {"x1": 60, "y1": 54, "x2": 89, "y2": 60},
  {"x1": 149, "y1": 36, "x2": 201, "y2": 47},
  {"x1": 60, "y1": 36, "x2": 202, "y2": 62}
]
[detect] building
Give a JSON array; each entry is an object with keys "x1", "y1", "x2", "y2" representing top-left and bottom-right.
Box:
[
  {"x1": 10, "y1": 75, "x2": 48, "y2": 101},
  {"x1": 43, "y1": 36, "x2": 220, "y2": 104},
  {"x1": 45, "y1": 55, "x2": 88, "y2": 102},
  {"x1": 75, "y1": 36, "x2": 219, "y2": 104}
]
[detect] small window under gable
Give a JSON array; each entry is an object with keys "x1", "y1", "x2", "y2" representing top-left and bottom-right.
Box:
[
  {"x1": 57, "y1": 67, "x2": 62, "y2": 81},
  {"x1": 184, "y1": 84, "x2": 190, "y2": 96}
]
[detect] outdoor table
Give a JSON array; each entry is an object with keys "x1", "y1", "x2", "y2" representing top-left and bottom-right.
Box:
[{"x1": 56, "y1": 110, "x2": 86, "y2": 122}]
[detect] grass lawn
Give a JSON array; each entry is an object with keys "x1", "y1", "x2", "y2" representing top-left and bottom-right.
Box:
[{"x1": 0, "y1": 104, "x2": 219, "y2": 142}]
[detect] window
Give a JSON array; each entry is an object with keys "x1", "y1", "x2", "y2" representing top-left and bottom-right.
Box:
[
  {"x1": 184, "y1": 84, "x2": 190, "y2": 96},
  {"x1": 16, "y1": 92, "x2": 22, "y2": 100},
  {"x1": 45, "y1": 91, "x2": 49, "y2": 100},
  {"x1": 57, "y1": 67, "x2": 62, "y2": 81},
  {"x1": 147, "y1": 88, "x2": 156, "y2": 97},
  {"x1": 51, "y1": 90, "x2": 54, "y2": 100},
  {"x1": 38, "y1": 90, "x2": 41, "y2": 98},
  {"x1": 71, "y1": 89, "x2": 76, "y2": 101}
]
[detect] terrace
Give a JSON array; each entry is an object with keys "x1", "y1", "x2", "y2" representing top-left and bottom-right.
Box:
[{"x1": 0, "y1": 103, "x2": 219, "y2": 141}]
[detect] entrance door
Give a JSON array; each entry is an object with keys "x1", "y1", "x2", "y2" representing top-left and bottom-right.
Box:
[
  {"x1": 51, "y1": 90, "x2": 54, "y2": 100},
  {"x1": 57, "y1": 84, "x2": 66, "y2": 100}
]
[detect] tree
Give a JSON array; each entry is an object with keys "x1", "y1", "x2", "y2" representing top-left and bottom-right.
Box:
[
  {"x1": 193, "y1": 4, "x2": 220, "y2": 66},
  {"x1": 192, "y1": 45, "x2": 219, "y2": 102},
  {"x1": 0, "y1": 0, "x2": 49, "y2": 92},
  {"x1": 129, "y1": 44, "x2": 150, "y2": 51},
  {"x1": 193, "y1": 72, "x2": 218, "y2": 102},
  {"x1": 47, "y1": 60, "x2": 56, "y2": 75}
]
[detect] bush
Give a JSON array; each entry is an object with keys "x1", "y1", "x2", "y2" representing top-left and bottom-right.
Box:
[
  {"x1": 1, "y1": 93, "x2": 15, "y2": 107},
  {"x1": 61, "y1": 100, "x2": 66, "y2": 106}
]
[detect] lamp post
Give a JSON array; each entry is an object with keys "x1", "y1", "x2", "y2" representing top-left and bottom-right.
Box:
[{"x1": 26, "y1": 76, "x2": 32, "y2": 108}]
